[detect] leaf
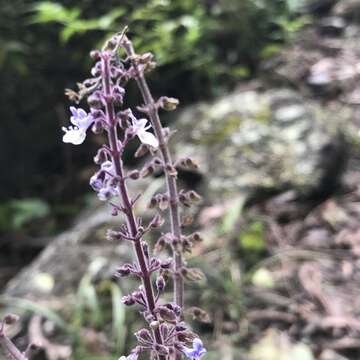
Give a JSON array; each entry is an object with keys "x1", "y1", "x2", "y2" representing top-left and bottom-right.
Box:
[
  {"x1": 75, "y1": 275, "x2": 103, "y2": 328},
  {"x1": 239, "y1": 221, "x2": 265, "y2": 251},
  {"x1": 110, "y1": 283, "x2": 126, "y2": 353},
  {"x1": 10, "y1": 198, "x2": 50, "y2": 229},
  {"x1": 30, "y1": 2, "x2": 80, "y2": 24},
  {"x1": 221, "y1": 196, "x2": 245, "y2": 233}
]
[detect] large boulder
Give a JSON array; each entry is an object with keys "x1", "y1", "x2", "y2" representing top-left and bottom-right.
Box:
[{"x1": 173, "y1": 87, "x2": 347, "y2": 201}]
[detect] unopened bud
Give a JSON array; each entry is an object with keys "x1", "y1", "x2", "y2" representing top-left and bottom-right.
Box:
[
  {"x1": 156, "y1": 276, "x2": 166, "y2": 291},
  {"x1": 154, "y1": 237, "x2": 166, "y2": 253},
  {"x1": 154, "y1": 344, "x2": 169, "y2": 355},
  {"x1": 3, "y1": 314, "x2": 19, "y2": 325},
  {"x1": 92, "y1": 119, "x2": 105, "y2": 134},
  {"x1": 181, "y1": 267, "x2": 205, "y2": 282},
  {"x1": 135, "y1": 328, "x2": 153, "y2": 342},
  {"x1": 122, "y1": 295, "x2": 135, "y2": 306},
  {"x1": 159, "y1": 195, "x2": 169, "y2": 211},
  {"x1": 90, "y1": 50, "x2": 101, "y2": 60},
  {"x1": 149, "y1": 214, "x2": 164, "y2": 228},
  {"x1": 115, "y1": 264, "x2": 132, "y2": 277},
  {"x1": 128, "y1": 170, "x2": 140, "y2": 180},
  {"x1": 159, "y1": 96, "x2": 179, "y2": 111},
  {"x1": 188, "y1": 190, "x2": 202, "y2": 202},
  {"x1": 93, "y1": 148, "x2": 107, "y2": 164},
  {"x1": 160, "y1": 258, "x2": 172, "y2": 269},
  {"x1": 135, "y1": 143, "x2": 149, "y2": 158},
  {"x1": 150, "y1": 320, "x2": 160, "y2": 329}
]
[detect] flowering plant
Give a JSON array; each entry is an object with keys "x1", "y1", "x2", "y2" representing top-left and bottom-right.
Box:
[{"x1": 0, "y1": 31, "x2": 207, "y2": 360}]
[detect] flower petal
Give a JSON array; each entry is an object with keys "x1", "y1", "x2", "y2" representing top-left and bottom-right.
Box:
[
  {"x1": 193, "y1": 338, "x2": 203, "y2": 352},
  {"x1": 137, "y1": 130, "x2": 159, "y2": 148},
  {"x1": 62, "y1": 128, "x2": 86, "y2": 145}
]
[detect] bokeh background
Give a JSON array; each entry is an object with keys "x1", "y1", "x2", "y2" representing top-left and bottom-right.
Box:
[{"x1": 2, "y1": 0, "x2": 360, "y2": 359}]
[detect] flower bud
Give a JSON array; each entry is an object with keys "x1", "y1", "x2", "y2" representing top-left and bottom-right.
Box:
[
  {"x1": 187, "y1": 307, "x2": 211, "y2": 323},
  {"x1": 90, "y1": 50, "x2": 101, "y2": 60},
  {"x1": 156, "y1": 306, "x2": 177, "y2": 323},
  {"x1": 165, "y1": 164, "x2": 177, "y2": 177},
  {"x1": 149, "y1": 214, "x2": 164, "y2": 229},
  {"x1": 111, "y1": 206, "x2": 118, "y2": 216},
  {"x1": 150, "y1": 258, "x2": 161, "y2": 270},
  {"x1": 106, "y1": 229, "x2": 123, "y2": 241},
  {"x1": 159, "y1": 194, "x2": 169, "y2": 211},
  {"x1": 154, "y1": 237, "x2": 166, "y2": 253},
  {"x1": 3, "y1": 314, "x2": 19, "y2": 325},
  {"x1": 93, "y1": 148, "x2": 107, "y2": 164},
  {"x1": 128, "y1": 170, "x2": 140, "y2": 180},
  {"x1": 115, "y1": 264, "x2": 132, "y2": 277},
  {"x1": 160, "y1": 258, "x2": 172, "y2": 269},
  {"x1": 89, "y1": 172, "x2": 104, "y2": 191},
  {"x1": 139, "y1": 52, "x2": 154, "y2": 64},
  {"x1": 134, "y1": 144, "x2": 149, "y2": 158},
  {"x1": 135, "y1": 328, "x2": 153, "y2": 343},
  {"x1": 140, "y1": 164, "x2": 155, "y2": 178},
  {"x1": 142, "y1": 241, "x2": 149, "y2": 258},
  {"x1": 188, "y1": 190, "x2": 202, "y2": 202},
  {"x1": 150, "y1": 320, "x2": 160, "y2": 329},
  {"x1": 156, "y1": 276, "x2": 166, "y2": 291},
  {"x1": 181, "y1": 267, "x2": 205, "y2": 282},
  {"x1": 159, "y1": 96, "x2": 179, "y2": 111},
  {"x1": 122, "y1": 295, "x2": 135, "y2": 306},
  {"x1": 154, "y1": 344, "x2": 169, "y2": 356},
  {"x1": 113, "y1": 86, "x2": 125, "y2": 104},
  {"x1": 91, "y1": 62, "x2": 102, "y2": 77},
  {"x1": 92, "y1": 119, "x2": 105, "y2": 134},
  {"x1": 88, "y1": 91, "x2": 103, "y2": 109}
]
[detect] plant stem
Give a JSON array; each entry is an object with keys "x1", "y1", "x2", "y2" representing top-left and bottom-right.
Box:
[
  {"x1": 101, "y1": 54, "x2": 165, "y2": 359},
  {"x1": 122, "y1": 37, "x2": 184, "y2": 309}
]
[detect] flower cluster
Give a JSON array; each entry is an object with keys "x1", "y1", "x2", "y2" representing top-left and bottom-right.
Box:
[
  {"x1": 61, "y1": 33, "x2": 208, "y2": 360},
  {"x1": 0, "y1": 32, "x2": 207, "y2": 360}
]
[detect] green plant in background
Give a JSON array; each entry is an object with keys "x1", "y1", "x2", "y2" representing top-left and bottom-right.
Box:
[
  {"x1": 0, "y1": 198, "x2": 50, "y2": 233},
  {"x1": 31, "y1": 0, "x2": 309, "y2": 94}
]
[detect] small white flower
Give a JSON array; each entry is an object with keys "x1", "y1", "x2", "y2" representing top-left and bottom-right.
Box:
[
  {"x1": 118, "y1": 353, "x2": 138, "y2": 360},
  {"x1": 131, "y1": 116, "x2": 159, "y2": 148},
  {"x1": 62, "y1": 107, "x2": 94, "y2": 145}
]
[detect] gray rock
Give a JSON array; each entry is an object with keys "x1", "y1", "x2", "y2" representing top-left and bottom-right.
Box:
[{"x1": 173, "y1": 88, "x2": 347, "y2": 200}]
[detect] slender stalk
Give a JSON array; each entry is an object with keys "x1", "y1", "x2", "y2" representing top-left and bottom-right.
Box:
[
  {"x1": 101, "y1": 53, "x2": 166, "y2": 359},
  {"x1": 122, "y1": 37, "x2": 184, "y2": 309}
]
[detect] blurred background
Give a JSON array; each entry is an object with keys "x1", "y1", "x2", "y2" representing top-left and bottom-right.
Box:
[{"x1": 1, "y1": 0, "x2": 360, "y2": 359}]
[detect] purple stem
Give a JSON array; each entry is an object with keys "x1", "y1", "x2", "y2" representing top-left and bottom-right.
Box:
[
  {"x1": 0, "y1": 325, "x2": 27, "y2": 360},
  {"x1": 101, "y1": 53, "x2": 166, "y2": 360},
  {"x1": 122, "y1": 37, "x2": 184, "y2": 310}
]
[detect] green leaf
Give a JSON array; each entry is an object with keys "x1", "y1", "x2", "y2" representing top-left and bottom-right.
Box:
[
  {"x1": 239, "y1": 221, "x2": 265, "y2": 251},
  {"x1": 221, "y1": 197, "x2": 245, "y2": 233},
  {"x1": 110, "y1": 283, "x2": 126, "y2": 353},
  {"x1": 30, "y1": 2, "x2": 80, "y2": 24},
  {"x1": 10, "y1": 198, "x2": 50, "y2": 229}
]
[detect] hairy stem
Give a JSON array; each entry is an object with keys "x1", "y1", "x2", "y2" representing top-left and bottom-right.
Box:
[
  {"x1": 101, "y1": 53, "x2": 165, "y2": 359},
  {"x1": 0, "y1": 329, "x2": 27, "y2": 360},
  {"x1": 122, "y1": 37, "x2": 184, "y2": 310}
]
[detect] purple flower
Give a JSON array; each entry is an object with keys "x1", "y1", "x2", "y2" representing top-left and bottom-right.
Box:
[
  {"x1": 89, "y1": 160, "x2": 117, "y2": 198},
  {"x1": 182, "y1": 338, "x2": 207, "y2": 359},
  {"x1": 97, "y1": 185, "x2": 118, "y2": 201},
  {"x1": 119, "y1": 353, "x2": 138, "y2": 360},
  {"x1": 130, "y1": 113, "x2": 159, "y2": 148},
  {"x1": 62, "y1": 107, "x2": 94, "y2": 145}
]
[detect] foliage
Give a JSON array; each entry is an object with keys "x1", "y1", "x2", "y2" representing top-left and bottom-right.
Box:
[
  {"x1": 0, "y1": 198, "x2": 50, "y2": 232},
  {"x1": 0, "y1": 0, "x2": 310, "y2": 212},
  {"x1": 31, "y1": 0, "x2": 308, "y2": 95}
]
